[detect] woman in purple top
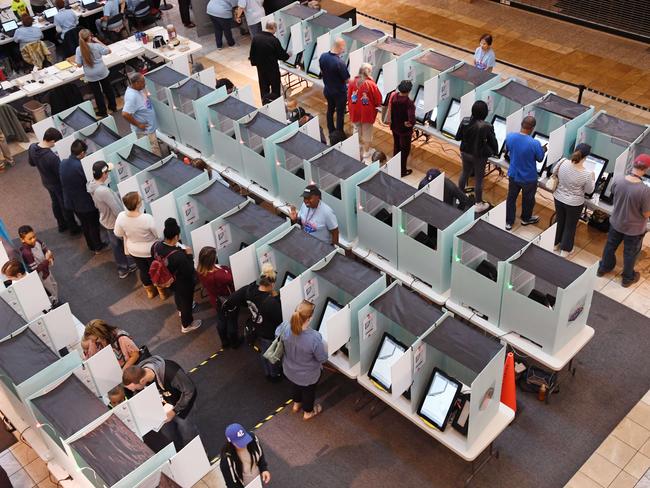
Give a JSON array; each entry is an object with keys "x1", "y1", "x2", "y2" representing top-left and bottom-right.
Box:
[
  {"x1": 277, "y1": 300, "x2": 328, "y2": 420},
  {"x1": 474, "y1": 33, "x2": 496, "y2": 72}
]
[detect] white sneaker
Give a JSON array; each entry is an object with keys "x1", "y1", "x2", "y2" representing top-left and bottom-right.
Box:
[
  {"x1": 474, "y1": 201, "x2": 490, "y2": 213},
  {"x1": 559, "y1": 250, "x2": 570, "y2": 258},
  {"x1": 181, "y1": 320, "x2": 202, "y2": 333},
  {"x1": 554, "y1": 244, "x2": 561, "y2": 251}
]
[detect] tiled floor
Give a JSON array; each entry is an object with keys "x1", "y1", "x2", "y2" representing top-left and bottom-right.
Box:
[{"x1": 0, "y1": 441, "x2": 56, "y2": 488}]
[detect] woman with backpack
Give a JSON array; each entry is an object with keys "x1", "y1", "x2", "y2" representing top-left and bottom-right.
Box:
[
  {"x1": 82, "y1": 319, "x2": 141, "y2": 369},
  {"x1": 151, "y1": 218, "x2": 201, "y2": 334},
  {"x1": 347, "y1": 63, "x2": 382, "y2": 161},
  {"x1": 455, "y1": 100, "x2": 499, "y2": 213},
  {"x1": 197, "y1": 246, "x2": 236, "y2": 345},
  {"x1": 223, "y1": 263, "x2": 282, "y2": 379}
]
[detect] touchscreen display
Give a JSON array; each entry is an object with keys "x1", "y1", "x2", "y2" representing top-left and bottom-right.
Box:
[
  {"x1": 418, "y1": 370, "x2": 461, "y2": 430},
  {"x1": 369, "y1": 333, "x2": 407, "y2": 392},
  {"x1": 441, "y1": 99, "x2": 462, "y2": 138}
]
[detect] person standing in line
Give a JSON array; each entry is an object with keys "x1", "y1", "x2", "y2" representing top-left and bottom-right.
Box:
[
  {"x1": 235, "y1": 0, "x2": 264, "y2": 38},
  {"x1": 152, "y1": 218, "x2": 202, "y2": 333},
  {"x1": 289, "y1": 184, "x2": 339, "y2": 245},
  {"x1": 196, "y1": 245, "x2": 234, "y2": 316},
  {"x1": 207, "y1": 0, "x2": 238, "y2": 49},
  {"x1": 114, "y1": 191, "x2": 159, "y2": 298},
  {"x1": 277, "y1": 300, "x2": 327, "y2": 420},
  {"x1": 87, "y1": 161, "x2": 138, "y2": 278},
  {"x1": 347, "y1": 62, "x2": 382, "y2": 161},
  {"x1": 319, "y1": 37, "x2": 350, "y2": 138},
  {"x1": 28, "y1": 128, "x2": 81, "y2": 234},
  {"x1": 220, "y1": 423, "x2": 271, "y2": 488},
  {"x1": 248, "y1": 21, "x2": 289, "y2": 104},
  {"x1": 389, "y1": 80, "x2": 416, "y2": 177},
  {"x1": 178, "y1": 0, "x2": 195, "y2": 27},
  {"x1": 60, "y1": 139, "x2": 107, "y2": 253},
  {"x1": 503, "y1": 116, "x2": 546, "y2": 230},
  {"x1": 552, "y1": 144, "x2": 595, "y2": 257},
  {"x1": 75, "y1": 30, "x2": 117, "y2": 118},
  {"x1": 474, "y1": 33, "x2": 496, "y2": 72},
  {"x1": 121, "y1": 72, "x2": 162, "y2": 156},
  {"x1": 455, "y1": 100, "x2": 499, "y2": 213},
  {"x1": 18, "y1": 225, "x2": 58, "y2": 304},
  {"x1": 597, "y1": 154, "x2": 650, "y2": 287}
]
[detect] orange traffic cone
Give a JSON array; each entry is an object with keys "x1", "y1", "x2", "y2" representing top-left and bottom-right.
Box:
[{"x1": 501, "y1": 351, "x2": 517, "y2": 413}]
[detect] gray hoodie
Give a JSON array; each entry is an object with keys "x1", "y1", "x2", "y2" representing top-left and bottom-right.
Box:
[
  {"x1": 140, "y1": 355, "x2": 197, "y2": 417},
  {"x1": 87, "y1": 179, "x2": 123, "y2": 230}
]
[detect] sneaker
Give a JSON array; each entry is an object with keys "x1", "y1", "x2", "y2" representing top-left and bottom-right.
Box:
[
  {"x1": 553, "y1": 243, "x2": 561, "y2": 251},
  {"x1": 622, "y1": 272, "x2": 641, "y2": 288},
  {"x1": 505, "y1": 223, "x2": 513, "y2": 231},
  {"x1": 520, "y1": 215, "x2": 540, "y2": 226},
  {"x1": 181, "y1": 320, "x2": 202, "y2": 333},
  {"x1": 596, "y1": 268, "x2": 609, "y2": 277},
  {"x1": 94, "y1": 243, "x2": 110, "y2": 254},
  {"x1": 559, "y1": 250, "x2": 570, "y2": 258},
  {"x1": 128, "y1": 264, "x2": 138, "y2": 273},
  {"x1": 474, "y1": 201, "x2": 490, "y2": 213},
  {"x1": 401, "y1": 169, "x2": 413, "y2": 177},
  {"x1": 118, "y1": 269, "x2": 130, "y2": 279}
]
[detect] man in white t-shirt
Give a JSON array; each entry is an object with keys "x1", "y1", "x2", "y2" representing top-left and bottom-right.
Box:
[
  {"x1": 290, "y1": 185, "x2": 339, "y2": 245},
  {"x1": 122, "y1": 72, "x2": 161, "y2": 156}
]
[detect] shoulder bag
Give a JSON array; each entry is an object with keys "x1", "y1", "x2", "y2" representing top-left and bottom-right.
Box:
[
  {"x1": 545, "y1": 158, "x2": 565, "y2": 192},
  {"x1": 263, "y1": 323, "x2": 289, "y2": 364}
]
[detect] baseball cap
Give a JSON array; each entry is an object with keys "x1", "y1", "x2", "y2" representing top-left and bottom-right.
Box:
[
  {"x1": 92, "y1": 161, "x2": 114, "y2": 179},
  {"x1": 574, "y1": 143, "x2": 591, "y2": 158},
  {"x1": 301, "y1": 184, "x2": 321, "y2": 198},
  {"x1": 225, "y1": 423, "x2": 252, "y2": 448},
  {"x1": 633, "y1": 154, "x2": 650, "y2": 170}
]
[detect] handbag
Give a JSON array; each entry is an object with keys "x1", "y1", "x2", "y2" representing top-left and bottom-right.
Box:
[
  {"x1": 263, "y1": 323, "x2": 289, "y2": 364},
  {"x1": 138, "y1": 344, "x2": 152, "y2": 361},
  {"x1": 545, "y1": 158, "x2": 565, "y2": 192}
]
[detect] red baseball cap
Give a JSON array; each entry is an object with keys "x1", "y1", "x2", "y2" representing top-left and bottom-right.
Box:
[{"x1": 634, "y1": 154, "x2": 650, "y2": 169}]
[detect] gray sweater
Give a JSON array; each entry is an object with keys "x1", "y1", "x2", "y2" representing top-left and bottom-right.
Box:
[
  {"x1": 277, "y1": 323, "x2": 328, "y2": 386},
  {"x1": 87, "y1": 179, "x2": 123, "y2": 230}
]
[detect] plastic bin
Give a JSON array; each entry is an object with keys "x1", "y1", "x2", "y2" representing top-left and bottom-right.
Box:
[
  {"x1": 43, "y1": 40, "x2": 57, "y2": 62},
  {"x1": 23, "y1": 100, "x2": 47, "y2": 122}
]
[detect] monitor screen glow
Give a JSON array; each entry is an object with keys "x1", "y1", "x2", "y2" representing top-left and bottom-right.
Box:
[
  {"x1": 417, "y1": 369, "x2": 462, "y2": 431},
  {"x1": 582, "y1": 153, "x2": 608, "y2": 197},
  {"x1": 369, "y1": 333, "x2": 407, "y2": 392},
  {"x1": 441, "y1": 99, "x2": 462, "y2": 138},
  {"x1": 81, "y1": 0, "x2": 95, "y2": 5},
  {"x1": 414, "y1": 85, "x2": 426, "y2": 123},
  {"x1": 2, "y1": 20, "x2": 18, "y2": 31},
  {"x1": 43, "y1": 7, "x2": 58, "y2": 18},
  {"x1": 307, "y1": 52, "x2": 321, "y2": 77},
  {"x1": 427, "y1": 106, "x2": 438, "y2": 127},
  {"x1": 376, "y1": 70, "x2": 386, "y2": 103},
  {"x1": 316, "y1": 298, "x2": 342, "y2": 331},
  {"x1": 532, "y1": 132, "x2": 549, "y2": 173},
  {"x1": 492, "y1": 116, "x2": 507, "y2": 156},
  {"x1": 282, "y1": 271, "x2": 296, "y2": 288}
]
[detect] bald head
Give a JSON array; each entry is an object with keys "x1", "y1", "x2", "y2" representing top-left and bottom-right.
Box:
[
  {"x1": 521, "y1": 116, "x2": 537, "y2": 133},
  {"x1": 265, "y1": 21, "x2": 277, "y2": 33},
  {"x1": 332, "y1": 38, "x2": 346, "y2": 54}
]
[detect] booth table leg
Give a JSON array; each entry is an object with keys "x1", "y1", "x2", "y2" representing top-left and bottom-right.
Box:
[{"x1": 464, "y1": 443, "x2": 498, "y2": 486}]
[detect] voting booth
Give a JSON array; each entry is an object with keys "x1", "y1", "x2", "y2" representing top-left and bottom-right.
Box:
[
  {"x1": 310, "y1": 148, "x2": 377, "y2": 242},
  {"x1": 80, "y1": 124, "x2": 138, "y2": 182},
  {"x1": 397, "y1": 190, "x2": 473, "y2": 297},
  {"x1": 177, "y1": 178, "x2": 247, "y2": 247},
  {"x1": 449, "y1": 218, "x2": 527, "y2": 326},
  {"x1": 107, "y1": 136, "x2": 161, "y2": 187},
  {"x1": 576, "y1": 112, "x2": 648, "y2": 203},
  {"x1": 145, "y1": 65, "x2": 189, "y2": 140},
  {"x1": 236, "y1": 110, "x2": 296, "y2": 194},
  {"x1": 273, "y1": 3, "x2": 320, "y2": 67},
  {"x1": 274, "y1": 129, "x2": 329, "y2": 208},
  {"x1": 406, "y1": 50, "x2": 460, "y2": 128},
  {"x1": 436, "y1": 63, "x2": 500, "y2": 139},
  {"x1": 341, "y1": 24, "x2": 385, "y2": 67},
  {"x1": 1, "y1": 270, "x2": 51, "y2": 321},
  {"x1": 500, "y1": 243, "x2": 596, "y2": 355},
  {"x1": 33, "y1": 101, "x2": 97, "y2": 141},
  {"x1": 301, "y1": 251, "x2": 385, "y2": 376},
  {"x1": 357, "y1": 171, "x2": 417, "y2": 263},
  {"x1": 117, "y1": 156, "x2": 208, "y2": 236},
  {"x1": 517, "y1": 93, "x2": 594, "y2": 180},
  {"x1": 170, "y1": 73, "x2": 221, "y2": 155},
  {"x1": 54, "y1": 116, "x2": 120, "y2": 161},
  {"x1": 208, "y1": 88, "x2": 257, "y2": 172},
  {"x1": 302, "y1": 12, "x2": 351, "y2": 78}
]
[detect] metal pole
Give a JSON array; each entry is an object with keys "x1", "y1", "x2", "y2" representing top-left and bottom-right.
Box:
[
  {"x1": 392, "y1": 22, "x2": 397, "y2": 38},
  {"x1": 577, "y1": 85, "x2": 585, "y2": 104}
]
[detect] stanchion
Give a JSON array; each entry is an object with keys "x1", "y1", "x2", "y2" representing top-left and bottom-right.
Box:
[{"x1": 159, "y1": 0, "x2": 173, "y2": 11}]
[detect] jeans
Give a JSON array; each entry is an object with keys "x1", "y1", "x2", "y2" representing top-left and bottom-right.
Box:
[
  {"x1": 160, "y1": 410, "x2": 198, "y2": 451},
  {"x1": 258, "y1": 337, "x2": 282, "y2": 378},
  {"x1": 554, "y1": 199, "x2": 583, "y2": 252},
  {"x1": 459, "y1": 152, "x2": 487, "y2": 203},
  {"x1": 209, "y1": 15, "x2": 235, "y2": 48},
  {"x1": 598, "y1": 226, "x2": 644, "y2": 283},
  {"x1": 216, "y1": 306, "x2": 239, "y2": 347},
  {"x1": 136, "y1": 132, "x2": 162, "y2": 156},
  {"x1": 47, "y1": 186, "x2": 79, "y2": 231},
  {"x1": 132, "y1": 256, "x2": 153, "y2": 286},
  {"x1": 248, "y1": 22, "x2": 262, "y2": 38},
  {"x1": 106, "y1": 231, "x2": 135, "y2": 272},
  {"x1": 88, "y1": 76, "x2": 117, "y2": 117},
  {"x1": 292, "y1": 380, "x2": 319, "y2": 413},
  {"x1": 75, "y1": 209, "x2": 104, "y2": 251},
  {"x1": 392, "y1": 131, "x2": 412, "y2": 174},
  {"x1": 506, "y1": 178, "x2": 537, "y2": 225},
  {"x1": 325, "y1": 92, "x2": 346, "y2": 135}
]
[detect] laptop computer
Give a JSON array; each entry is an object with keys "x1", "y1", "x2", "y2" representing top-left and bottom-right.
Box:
[
  {"x1": 2, "y1": 20, "x2": 18, "y2": 36},
  {"x1": 81, "y1": 0, "x2": 100, "y2": 11}
]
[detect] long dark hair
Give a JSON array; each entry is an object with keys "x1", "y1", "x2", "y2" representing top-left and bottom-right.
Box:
[{"x1": 221, "y1": 437, "x2": 261, "y2": 480}]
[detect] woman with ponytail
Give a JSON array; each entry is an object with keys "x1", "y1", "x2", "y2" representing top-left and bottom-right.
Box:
[
  {"x1": 277, "y1": 300, "x2": 327, "y2": 420},
  {"x1": 75, "y1": 29, "x2": 117, "y2": 118}
]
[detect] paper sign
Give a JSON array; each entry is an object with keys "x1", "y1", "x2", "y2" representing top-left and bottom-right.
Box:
[
  {"x1": 303, "y1": 25, "x2": 313, "y2": 45},
  {"x1": 183, "y1": 201, "x2": 197, "y2": 226},
  {"x1": 260, "y1": 250, "x2": 276, "y2": 270},
  {"x1": 364, "y1": 47, "x2": 375, "y2": 66},
  {"x1": 141, "y1": 178, "x2": 159, "y2": 203},
  {"x1": 440, "y1": 79, "x2": 450, "y2": 101},
  {"x1": 215, "y1": 223, "x2": 232, "y2": 250},
  {"x1": 486, "y1": 95, "x2": 493, "y2": 113},
  {"x1": 414, "y1": 343, "x2": 426, "y2": 373},
  {"x1": 303, "y1": 277, "x2": 318, "y2": 302},
  {"x1": 362, "y1": 312, "x2": 376, "y2": 340},
  {"x1": 406, "y1": 64, "x2": 415, "y2": 82},
  {"x1": 277, "y1": 17, "x2": 285, "y2": 37},
  {"x1": 116, "y1": 160, "x2": 131, "y2": 182}
]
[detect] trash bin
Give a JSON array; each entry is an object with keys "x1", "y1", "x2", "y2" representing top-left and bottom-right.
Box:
[
  {"x1": 43, "y1": 40, "x2": 57, "y2": 62},
  {"x1": 23, "y1": 100, "x2": 47, "y2": 122}
]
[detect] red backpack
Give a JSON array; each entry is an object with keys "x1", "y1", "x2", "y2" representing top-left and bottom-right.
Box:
[{"x1": 149, "y1": 243, "x2": 181, "y2": 288}]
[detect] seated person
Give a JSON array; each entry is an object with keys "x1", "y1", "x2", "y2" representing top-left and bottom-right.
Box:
[
  {"x1": 371, "y1": 150, "x2": 387, "y2": 167},
  {"x1": 298, "y1": 112, "x2": 327, "y2": 145},
  {"x1": 216, "y1": 78, "x2": 235, "y2": 94},
  {"x1": 1, "y1": 259, "x2": 26, "y2": 288},
  {"x1": 13, "y1": 15, "x2": 44, "y2": 51},
  {"x1": 286, "y1": 98, "x2": 307, "y2": 123},
  {"x1": 95, "y1": 0, "x2": 125, "y2": 38},
  {"x1": 53, "y1": 0, "x2": 79, "y2": 39},
  {"x1": 107, "y1": 384, "x2": 126, "y2": 408},
  {"x1": 418, "y1": 168, "x2": 473, "y2": 210}
]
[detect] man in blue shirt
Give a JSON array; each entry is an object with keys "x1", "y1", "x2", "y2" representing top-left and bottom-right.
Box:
[
  {"x1": 122, "y1": 72, "x2": 161, "y2": 156},
  {"x1": 319, "y1": 38, "x2": 349, "y2": 139},
  {"x1": 13, "y1": 15, "x2": 43, "y2": 50},
  {"x1": 504, "y1": 116, "x2": 545, "y2": 230},
  {"x1": 289, "y1": 185, "x2": 339, "y2": 245},
  {"x1": 53, "y1": 0, "x2": 78, "y2": 39}
]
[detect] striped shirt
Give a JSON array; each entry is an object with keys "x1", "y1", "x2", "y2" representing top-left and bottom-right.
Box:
[{"x1": 553, "y1": 159, "x2": 595, "y2": 207}]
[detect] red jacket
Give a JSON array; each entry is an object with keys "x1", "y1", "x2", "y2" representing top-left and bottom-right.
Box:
[
  {"x1": 347, "y1": 76, "x2": 382, "y2": 124},
  {"x1": 198, "y1": 266, "x2": 234, "y2": 310}
]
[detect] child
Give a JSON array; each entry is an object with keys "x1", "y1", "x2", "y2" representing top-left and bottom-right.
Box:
[
  {"x1": 1, "y1": 259, "x2": 25, "y2": 287},
  {"x1": 18, "y1": 225, "x2": 58, "y2": 304},
  {"x1": 286, "y1": 98, "x2": 307, "y2": 123},
  {"x1": 107, "y1": 384, "x2": 126, "y2": 408}
]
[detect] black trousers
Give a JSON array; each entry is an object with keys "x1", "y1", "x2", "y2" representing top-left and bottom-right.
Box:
[
  {"x1": 209, "y1": 15, "x2": 234, "y2": 48},
  {"x1": 392, "y1": 131, "x2": 412, "y2": 174},
  {"x1": 459, "y1": 152, "x2": 487, "y2": 203},
  {"x1": 174, "y1": 281, "x2": 195, "y2": 327},
  {"x1": 132, "y1": 256, "x2": 153, "y2": 286},
  {"x1": 554, "y1": 199, "x2": 583, "y2": 252},
  {"x1": 47, "y1": 186, "x2": 79, "y2": 231},
  {"x1": 325, "y1": 92, "x2": 346, "y2": 135},
  {"x1": 292, "y1": 380, "x2": 318, "y2": 413},
  {"x1": 75, "y1": 209, "x2": 104, "y2": 251},
  {"x1": 216, "y1": 306, "x2": 239, "y2": 346},
  {"x1": 88, "y1": 76, "x2": 117, "y2": 117},
  {"x1": 257, "y1": 66, "x2": 281, "y2": 105},
  {"x1": 178, "y1": 0, "x2": 191, "y2": 25}
]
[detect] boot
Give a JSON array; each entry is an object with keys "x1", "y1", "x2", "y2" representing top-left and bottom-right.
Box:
[
  {"x1": 143, "y1": 285, "x2": 158, "y2": 299},
  {"x1": 156, "y1": 286, "x2": 169, "y2": 301}
]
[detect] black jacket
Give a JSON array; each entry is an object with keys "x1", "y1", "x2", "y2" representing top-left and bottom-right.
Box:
[
  {"x1": 140, "y1": 356, "x2": 197, "y2": 418},
  {"x1": 224, "y1": 283, "x2": 282, "y2": 340},
  {"x1": 249, "y1": 31, "x2": 289, "y2": 70},
  {"x1": 456, "y1": 118, "x2": 499, "y2": 159},
  {"x1": 28, "y1": 143, "x2": 63, "y2": 191},
  {"x1": 59, "y1": 156, "x2": 96, "y2": 212},
  {"x1": 220, "y1": 434, "x2": 268, "y2": 488}
]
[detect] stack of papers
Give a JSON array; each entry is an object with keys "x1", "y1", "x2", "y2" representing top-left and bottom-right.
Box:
[{"x1": 55, "y1": 60, "x2": 74, "y2": 70}]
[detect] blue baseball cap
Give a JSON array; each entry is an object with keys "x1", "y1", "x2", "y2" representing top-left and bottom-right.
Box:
[{"x1": 225, "y1": 423, "x2": 252, "y2": 448}]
